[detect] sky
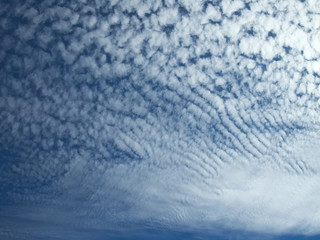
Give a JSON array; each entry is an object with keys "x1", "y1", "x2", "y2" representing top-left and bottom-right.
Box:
[{"x1": 1, "y1": 0, "x2": 320, "y2": 239}]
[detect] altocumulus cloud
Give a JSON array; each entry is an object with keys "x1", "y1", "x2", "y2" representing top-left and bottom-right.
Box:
[{"x1": 1, "y1": 0, "x2": 320, "y2": 239}]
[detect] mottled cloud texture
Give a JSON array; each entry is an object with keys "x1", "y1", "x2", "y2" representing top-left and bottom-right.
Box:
[{"x1": 1, "y1": 0, "x2": 320, "y2": 239}]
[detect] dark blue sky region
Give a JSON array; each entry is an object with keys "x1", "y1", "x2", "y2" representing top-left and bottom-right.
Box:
[{"x1": 1, "y1": 0, "x2": 320, "y2": 239}]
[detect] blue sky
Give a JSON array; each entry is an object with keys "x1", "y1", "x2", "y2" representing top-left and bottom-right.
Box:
[{"x1": 1, "y1": 0, "x2": 320, "y2": 239}]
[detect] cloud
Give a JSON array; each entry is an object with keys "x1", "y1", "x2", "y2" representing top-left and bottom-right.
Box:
[{"x1": 1, "y1": 0, "x2": 320, "y2": 239}]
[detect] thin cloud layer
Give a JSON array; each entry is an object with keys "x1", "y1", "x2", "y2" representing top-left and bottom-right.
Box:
[{"x1": 1, "y1": 0, "x2": 320, "y2": 239}]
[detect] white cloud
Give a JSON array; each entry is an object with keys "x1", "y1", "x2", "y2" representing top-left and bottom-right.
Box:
[{"x1": 2, "y1": 0, "x2": 320, "y2": 239}]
